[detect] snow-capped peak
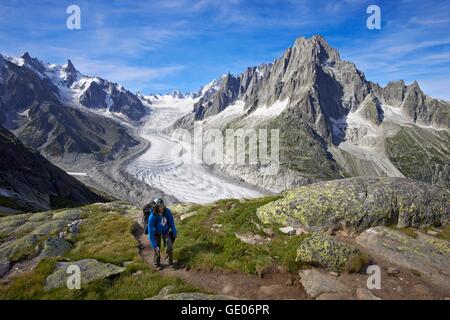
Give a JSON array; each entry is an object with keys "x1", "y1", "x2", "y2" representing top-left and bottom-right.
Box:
[{"x1": 199, "y1": 74, "x2": 227, "y2": 98}]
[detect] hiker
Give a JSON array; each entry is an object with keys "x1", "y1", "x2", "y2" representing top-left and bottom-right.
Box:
[{"x1": 146, "y1": 197, "x2": 177, "y2": 269}]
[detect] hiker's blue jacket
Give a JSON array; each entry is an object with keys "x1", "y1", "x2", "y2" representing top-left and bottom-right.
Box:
[{"x1": 147, "y1": 208, "x2": 177, "y2": 248}]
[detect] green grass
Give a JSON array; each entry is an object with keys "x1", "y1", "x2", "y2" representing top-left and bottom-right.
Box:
[
  {"x1": 0, "y1": 258, "x2": 58, "y2": 299},
  {"x1": 66, "y1": 210, "x2": 138, "y2": 265},
  {"x1": 385, "y1": 126, "x2": 450, "y2": 187},
  {"x1": 0, "y1": 203, "x2": 198, "y2": 300},
  {"x1": 435, "y1": 225, "x2": 450, "y2": 241},
  {"x1": 0, "y1": 257, "x2": 197, "y2": 300},
  {"x1": 390, "y1": 226, "x2": 418, "y2": 239},
  {"x1": 173, "y1": 196, "x2": 309, "y2": 274}
]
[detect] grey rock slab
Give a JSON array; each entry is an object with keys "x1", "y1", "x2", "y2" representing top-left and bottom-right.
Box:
[
  {"x1": 39, "y1": 236, "x2": 72, "y2": 258},
  {"x1": 298, "y1": 269, "x2": 351, "y2": 298},
  {"x1": 44, "y1": 259, "x2": 125, "y2": 290},
  {"x1": 52, "y1": 209, "x2": 81, "y2": 221},
  {"x1": 31, "y1": 220, "x2": 70, "y2": 236},
  {"x1": 356, "y1": 288, "x2": 382, "y2": 300},
  {"x1": 0, "y1": 258, "x2": 11, "y2": 277},
  {"x1": 356, "y1": 226, "x2": 450, "y2": 291},
  {"x1": 149, "y1": 292, "x2": 237, "y2": 300}
]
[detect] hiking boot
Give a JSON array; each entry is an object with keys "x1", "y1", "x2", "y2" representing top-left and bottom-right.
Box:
[{"x1": 154, "y1": 264, "x2": 163, "y2": 271}]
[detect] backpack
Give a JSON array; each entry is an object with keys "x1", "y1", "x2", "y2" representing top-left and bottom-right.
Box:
[{"x1": 142, "y1": 203, "x2": 152, "y2": 235}]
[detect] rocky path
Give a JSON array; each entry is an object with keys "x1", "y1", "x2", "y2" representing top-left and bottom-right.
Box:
[{"x1": 135, "y1": 225, "x2": 307, "y2": 300}]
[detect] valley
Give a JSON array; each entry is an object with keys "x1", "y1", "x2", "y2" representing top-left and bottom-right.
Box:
[
  {"x1": 126, "y1": 96, "x2": 264, "y2": 204},
  {"x1": 0, "y1": 34, "x2": 449, "y2": 301}
]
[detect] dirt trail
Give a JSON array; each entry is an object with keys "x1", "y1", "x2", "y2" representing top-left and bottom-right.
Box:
[{"x1": 135, "y1": 226, "x2": 307, "y2": 300}]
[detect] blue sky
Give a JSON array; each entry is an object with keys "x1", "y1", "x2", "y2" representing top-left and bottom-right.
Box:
[{"x1": 0, "y1": 0, "x2": 449, "y2": 99}]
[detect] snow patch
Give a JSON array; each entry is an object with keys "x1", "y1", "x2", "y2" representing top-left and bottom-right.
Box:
[
  {"x1": 67, "y1": 172, "x2": 89, "y2": 177},
  {"x1": 248, "y1": 99, "x2": 289, "y2": 118}
]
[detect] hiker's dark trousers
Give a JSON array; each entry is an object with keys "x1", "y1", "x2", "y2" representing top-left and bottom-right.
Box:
[{"x1": 153, "y1": 232, "x2": 173, "y2": 266}]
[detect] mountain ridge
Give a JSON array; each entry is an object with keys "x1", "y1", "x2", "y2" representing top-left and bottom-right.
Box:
[{"x1": 172, "y1": 35, "x2": 450, "y2": 190}]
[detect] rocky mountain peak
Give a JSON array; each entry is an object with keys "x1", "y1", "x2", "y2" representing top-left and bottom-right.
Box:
[
  {"x1": 64, "y1": 59, "x2": 77, "y2": 75},
  {"x1": 293, "y1": 35, "x2": 341, "y2": 65},
  {"x1": 170, "y1": 90, "x2": 184, "y2": 99},
  {"x1": 20, "y1": 52, "x2": 46, "y2": 73},
  {"x1": 21, "y1": 52, "x2": 32, "y2": 60}
]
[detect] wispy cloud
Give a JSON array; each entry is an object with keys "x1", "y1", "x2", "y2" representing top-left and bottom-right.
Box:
[{"x1": 0, "y1": 0, "x2": 448, "y2": 98}]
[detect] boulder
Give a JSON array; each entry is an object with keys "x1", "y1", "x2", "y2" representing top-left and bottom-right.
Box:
[
  {"x1": 146, "y1": 285, "x2": 237, "y2": 300},
  {"x1": 52, "y1": 209, "x2": 81, "y2": 221},
  {"x1": 298, "y1": 269, "x2": 351, "y2": 298},
  {"x1": 11, "y1": 221, "x2": 42, "y2": 237},
  {"x1": 39, "y1": 236, "x2": 72, "y2": 258},
  {"x1": 28, "y1": 211, "x2": 53, "y2": 222},
  {"x1": 44, "y1": 259, "x2": 126, "y2": 290},
  {"x1": 171, "y1": 203, "x2": 196, "y2": 215},
  {"x1": 296, "y1": 233, "x2": 364, "y2": 272},
  {"x1": 0, "y1": 234, "x2": 39, "y2": 262},
  {"x1": 257, "y1": 177, "x2": 449, "y2": 232},
  {"x1": 0, "y1": 218, "x2": 27, "y2": 229},
  {"x1": 151, "y1": 292, "x2": 237, "y2": 300},
  {"x1": 259, "y1": 284, "x2": 283, "y2": 296},
  {"x1": 356, "y1": 288, "x2": 382, "y2": 300},
  {"x1": 235, "y1": 232, "x2": 267, "y2": 245},
  {"x1": 0, "y1": 258, "x2": 10, "y2": 277},
  {"x1": 263, "y1": 228, "x2": 275, "y2": 237},
  {"x1": 32, "y1": 220, "x2": 70, "y2": 236},
  {"x1": 356, "y1": 226, "x2": 450, "y2": 290},
  {"x1": 279, "y1": 226, "x2": 296, "y2": 235},
  {"x1": 180, "y1": 211, "x2": 199, "y2": 221}
]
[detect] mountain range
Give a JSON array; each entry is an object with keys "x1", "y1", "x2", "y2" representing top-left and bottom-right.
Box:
[
  {"x1": 0, "y1": 53, "x2": 145, "y2": 163},
  {"x1": 175, "y1": 35, "x2": 450, "y2": 190},
  {"x1": 0, "y1": 125, "x2": 104, "y2": 213},
  {"x1": 0, "y1": 35, "x2": 449, "y2": 212}
]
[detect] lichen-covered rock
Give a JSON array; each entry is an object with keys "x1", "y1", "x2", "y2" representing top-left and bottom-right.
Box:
[
  {"x1": 298, "y1": 269, "x2": 351, "y2": 298},
  {"x1": 52, "y1": 209, "x2": 81, "y2": 221},
  {"x1": 180, "y1": 211, "x2": 200, "y2": 221},
  {"x1": 171, "y1": 203, "x2": 196, "y2": 216},
  {"x1": 0, "y1": 234, "x2": 39, "y2": 263},
  {"x1": 356, "y1": 226, "x2": 450, "y2": 291},
  {"x1": 257, "y1": 177, "x2": 449, "y2": 232},
  {"x1": 0, "y1": 218, "x2": 27, "y2": 229},
  {"x1": 146, "y1": 285, "x2": 237, "y2": 300},
  {"x1": 151, "y1": 292, "x2": 237, "y2": 300},
  {"x1": 28, "y1": 211, "x2": 53, "y2": 222},
  {"x1": 44, "y1": 259, "x2": 125, "y2": 290},
  {"x1": 31, "y1": 220, "x2": 70, "y2": 236},
  {"x1": 39, "y1": 236, "x2": 72, "y2": 258},
  {"x1": 10, "y1": 221, "x2": 42, "y2": 238},
  {"x1": 296, "y1": 233, "x2": 362, "y2": 271}
]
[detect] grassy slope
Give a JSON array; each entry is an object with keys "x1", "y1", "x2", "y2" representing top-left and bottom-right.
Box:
[
  {"x1": 385, "y1": 126, "x2": 450, "y2": 187},
  {"x1": 0, "y1": 203, "x2": 196, "y2": 300},
  {"x1": 173, "y1": 196, "x2": 310, "y2": 274}
]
